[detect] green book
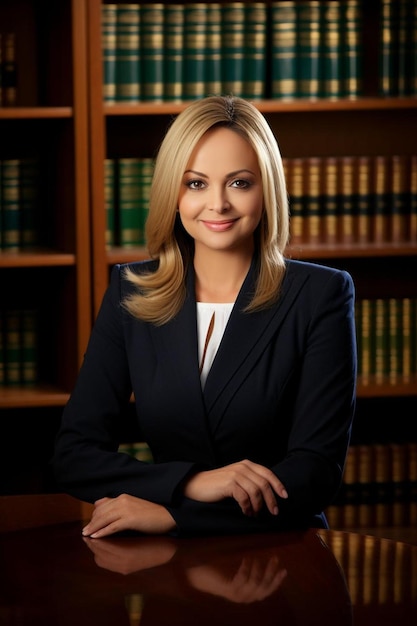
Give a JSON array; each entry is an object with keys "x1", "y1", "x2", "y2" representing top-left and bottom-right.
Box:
[
  {"x1": 4, "y1": 309, "x2": 21, "y2": 386},
  {"x1": 397, "y1": 0, "x2": 414, "y2": 96},
  {"x1": 341, "y1": 0, "x2": 362, "y2": 98},
  {"x1": 21, "y1": 309, "x2": 38, "y2": 386},
  {"x1": 116, "y1": 3, "x2": 141, "y2": 103},
  {"x1": 164, "y1": 3, "x2": 184, "y2": 102},
  {"x1": 379, "y1": 0, "x2": 399, "y2": 96},
  {"x1": 243, "y1": 2, "x2": 267, "y2": 99},
  {"x1": 205, "y1": 3, "x2": 222, "y2": 97},
  {"x1": 101, "y1": 3, "x2": 118, "y2": 104},
  {"x1": 321, "y1": 0, "x2": 342, "y2": 99},
  {"x1": 297, "y1": 0, "x2": 321, "y2": 99},
  {"x1": 104, "y1": 158, "x2": 116, "y2": 248},
  {"x1": 138, "y1": 158, "x2": 154, "y2": 247},
  {"x1": 118, "y1": 158, "x2": 143, "y2": 248},
  {"x1": 141, "y1": 3, "x2": 164, "y2": 102},
  {"x1": 388, "y1": 298, "x2": 403, "y2": 384},
  {"x1": 374, "y1": 299, "x2": 389, "y2": 384},
  {"x1": 20, "y1": 158, "x2": 39, "y2": 249},
  {"x1": 1, "y1": 159, "x2": 20, "y2": 251},
  {"x1": 221, "y1": 2, "x2": 245, "y2": 97},
  {"x1": 271, "y1": 1, "x2": 298, "y2": 100},
  {"x1": 183, "y1": 3, "x2": 208, "y2": 100}
]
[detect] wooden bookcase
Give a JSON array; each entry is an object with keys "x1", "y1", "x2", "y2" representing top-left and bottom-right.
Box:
[
  {"x1": 1, "y1": 0, "x2": 417, "y2": 536},
  {"x1": 86, "y1": 0, "x2": 417, "y2": 533},
  {"x1": 0, "y1": 0, "x2": 91, "y2": 492}
]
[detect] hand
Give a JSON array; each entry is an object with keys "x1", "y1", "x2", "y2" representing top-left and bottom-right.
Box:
[
  {"x1": 82, "y1": 494, "x2": 177, "y2": 538},
  {"x1": 186, "y1": 552, "x2": 287, "y2": 603},
  {"x1": 83, "y1": 535, "x2": 178, "y2": 574},
  {"x1": 183, "y1": 459, "x2": 288, "y2": 517}
]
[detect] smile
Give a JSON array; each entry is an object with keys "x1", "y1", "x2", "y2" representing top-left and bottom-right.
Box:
[{"x1": 202, "y1": 219, "x2": 238, "y2": 232}]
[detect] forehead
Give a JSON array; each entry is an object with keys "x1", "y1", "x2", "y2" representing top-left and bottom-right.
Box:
[{"x1": 186, "y1": 126, "x2": 259, "y2": 170}]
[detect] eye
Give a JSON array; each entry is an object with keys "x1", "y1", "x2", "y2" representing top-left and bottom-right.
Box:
[
  {"x1": 185, "y1": 179, "x2": 206, "y2": 190},
  {"x1": 231, "y1": 178, "x2": 251, "y2": 189}
]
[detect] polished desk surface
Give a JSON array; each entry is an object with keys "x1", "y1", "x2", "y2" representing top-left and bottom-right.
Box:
[{"x1": 0, "y1": 495, "x2": 416, "y2": 626}]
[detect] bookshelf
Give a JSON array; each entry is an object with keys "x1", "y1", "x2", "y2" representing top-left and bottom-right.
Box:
[
  {"x1": 86, "y1": 0, "x2": 417, "y2": 535},
  {"x1": 1, "y1": 0, "x2": 416, "y2": 536},
  {"x1": 0, "y1": 0, "x2": 91, "y2": 491}
]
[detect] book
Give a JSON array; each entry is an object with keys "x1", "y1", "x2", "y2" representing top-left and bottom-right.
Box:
[
  {"x1": 1, "y1": 32, "x2": 17, "y2": 106},
  {"x1": 164, "y1": 3, "x2": 184, "y2": 102},
  {"x1": 390, "y1": 154, "x2": 408, "y2": 243},
  {"x1": 341, "y1": 0, "x2": 362, "y2": 98},
  {"x1": 388, "y1": 298, "x2": 402, "y2": 384},
  {"x1": 356, "y1": 155, "x2": 372, "y2": 244},
  {"x1": 373, "y1": 298, "x2": 389, "y2": 385},
  {"x1": 286, "y1": 158, "x2": 305, "y2": 246},
  {"x1": 141, "y1": 4, "x2": 164, "y2": 102},
  {"x1": 118, "y1": 158, "x2": 143, "y2": 248},
  {"x1": 101, "y1": 4, "x2": 118, "y2": 104},
  {"x1": 183, "y1": 3, "x2": 207, "y2": 100},
  {"x1": 270, "y1": 1, "x2": 298, "y2": 100},
  {"x1": 243, "y1": 2, "x2": 267, "y2": 99},
  {"x1": 221, "y1": 2, "x2": 246, "y2": 97},
  {"x1": 297, "y1": 0, "x2": 321, "y2": 99},
  {"x1": 205, "y1": 3, "x2": 222, "y2": 97},
  {"x1": 338, "y1": 155, "x2": 355, "y2": 243},
  {"x1": 372, "y1": 155, "x2": 390, "y2": 243},
  {"x1": 20, "y1": 158, "x2": 39, "y2": 249},
  {"x1": 4, "y1": 309, "x2": 21, "y2": 386},
  {"x1": 104, "y1": 158, "x2": 116, "y2": 248},
  {"x1": 322, "y1": 156, "x2": 339, "y2": 244},
  {"x1": 321, "y1": 0, "x2": 342, "y2": 99},
  {"x1": 137, "y1": 158, "x2": 154, "y2": 247},
  {"x1": 410, "y1": 155, "x2": 417, "y2": 241},
  {"x1": 1, "y1": 159, "x2": 20, "y2": 251},
  {"x1": 304, "y1": 156, "x2": 322, "y2": 243},
  {"x1": 116, "y1": 4, "x2": 141, "y2": 103},
  {"x1": 21, "y1": 309, "x2": 38, "y2": 386}
]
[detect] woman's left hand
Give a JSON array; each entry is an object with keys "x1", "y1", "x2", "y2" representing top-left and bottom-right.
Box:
[{"x1": 82, "y1": 494, "x2": 177, "y2": 538}]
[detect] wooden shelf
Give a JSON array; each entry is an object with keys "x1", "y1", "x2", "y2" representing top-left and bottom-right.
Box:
[
  {"x1": 0, "y1": 250, "x2": 76, "y2": 267},
  {"x1": 0, "y1": 107, "x2": 72, "y2": 119},
  {"x1": 0, "y1": 385, "x2": 70, "y2": 409}
]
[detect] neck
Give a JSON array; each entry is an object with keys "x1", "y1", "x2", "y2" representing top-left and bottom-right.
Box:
[{"x1": 193, "y1": 248, "x2": 253, "y2": 303}]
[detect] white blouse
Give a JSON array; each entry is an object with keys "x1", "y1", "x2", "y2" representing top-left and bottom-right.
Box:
[{"x1": 197, "y1": 302, "x2": 234, "y2": 389}]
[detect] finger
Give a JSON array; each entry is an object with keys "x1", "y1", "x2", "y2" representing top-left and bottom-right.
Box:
[{"x1": 242, "y1": 461, "x2": 288, "y2": 500}]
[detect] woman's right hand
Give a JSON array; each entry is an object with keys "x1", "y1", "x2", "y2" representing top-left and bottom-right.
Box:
[{"x1": 183, "y1": 459, "x2": 288, "y2": 517}]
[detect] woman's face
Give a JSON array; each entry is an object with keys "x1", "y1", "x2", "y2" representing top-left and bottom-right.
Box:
[{"x1": 178, "y1": 127, "x2": 263, "y2": 256}]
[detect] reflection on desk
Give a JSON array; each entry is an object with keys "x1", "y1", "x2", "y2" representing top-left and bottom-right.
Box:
[{"x1": 0, "y1": 497, "x2": 416, "y2": 626}]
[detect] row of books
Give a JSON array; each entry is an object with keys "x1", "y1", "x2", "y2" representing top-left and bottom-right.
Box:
[
  {"x1": 319, "y1": 529, "x2": 417, "y2": 606},
  {"x1": 101, "y1": 1, "x2": 364, "y2": 102},
  {"x1": 105, "y1": 157, "x2": 153, "y2": 248},
  {"x1": 356, "y1": 298, "x2": 417, "y2": 385},
  {"x1": 0, "y1": 32, "x2": 17, "y2": 107},
  {"x1": 285, "y1": 154, "x2": 417, "y2": 246},
  {"x1": 0, "y1": 309, "x2": 38, "y2": 387},
  {"x1": 380, "y1": 0, "x2": 417, "y2": 97},
  {"x1": 0, "y1": 159, "x2": 40, "y2": 251}
]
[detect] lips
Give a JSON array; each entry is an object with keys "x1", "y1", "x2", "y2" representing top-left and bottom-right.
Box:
[{"x1": 202, "y1": 219, "x2": 238, "y2": 232}]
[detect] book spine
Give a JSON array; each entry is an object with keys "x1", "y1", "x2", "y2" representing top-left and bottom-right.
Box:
[
  {"x1": 402, "y1": 297, "x2": 411, "y2": 383},
  {"x1": 287, "y1": 157, "x2": 305, "y2": 246},
  {"x1": 379, "y1": 0, "x2": 399, "y2": 96},
  {"x1": 164, "y1": 3, "x2": 184, "y2": 102},
  {"x1": 338, "y1": 155, "x2": 355, "y2": 243},
  {"x1": 205, "y1": 3, "x2": 222, "y2": 97},
  {"x1": 118, "y1": 158, "x2": 143, "y2": 248},
  {"x1": 410, "y1": 155, "x2": 417, "y2": 242},
  {"x1": 20, "y1": 158, "x2": 39, "y2": 249},
  {"x1": 138, "y1": 158, "x2": 154, "y2": 247},
  {"x1": 183, "y1": 3, "x2": 207, "y2": 100},
  {"x1": 221, "y1": 2, "x2": 246, "y2": 97},
  {"x1": 104, "y1": 158, "x2": 116, "y2": 249},
  {"x1": 297, "y1": 0, "x2": 321, "y2": 99},
  {"x1": 4, "y1": 309, "x2": 21, "y2": 386},
  {"x1": 271, "y1": 1, "x2": 298, "y2": 100},
  {"x1": 372, "y1": 155, "x2": 390, "y2": 243},
  {"x1": 1, "y1": 159, "x2": 20, "y2": 251},
  {"x1": 374, "y1": 444, "x2": 392, "y2": 527},
  {"x1": 359, "y1": 299, "x2": 373, "y2": 385},
  {"x1": 101, "y1": 3, "x2": 118, "y2": 104},
  {"x1": 116, "y1": 3, "x2": 141, "y2": 103},
  {"x1": 2, "y1": 32, "x2": 17, "y2": 106},
  {"x1": 342, "y1": 0, "x2": 362, "y2": 98},
  {"x1": 374, "y1": 298, "x2": 389, "y2": 385},
  {"x1": 356, "y1": 155, "x2": 372, "y2": 244},
  {"x1": 243, "y1": 2, "x2": 267, "y2": 99},
  {"x1": 304, "y1": 156, "x2": 322, "y2": 243},
  {"x1": 397, "y1": 0, "x2": 414, "y2": 96},
  {"x1": 141, "y1": 4, "x2": 164, "y2": 102},
  {"x1": 321, "y1": 0, "x2": 341, "y2": 100},
  {"x1": 390, "y1": 154, "x2": 408, "y2": 243},
  {"x1": 322, "y1": 156, "x2": 339, "y2": 244},
  {"x1": 21, "y1": 309, "x2": 38, "y2": 386},
  {"x1": 388, "y1": 298, "x2": 402, "y2": 384}
]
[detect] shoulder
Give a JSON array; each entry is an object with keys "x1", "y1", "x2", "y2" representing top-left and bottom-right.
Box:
[
  {"x1": 285, "y1": 258, "x2": 353, "y2": 287},
  {"x1": 283, "y1": 258, "x2": 355, "y2": 305}
]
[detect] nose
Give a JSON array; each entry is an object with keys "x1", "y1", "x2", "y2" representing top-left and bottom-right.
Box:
[{"x1": 207, "y1": 185, "x2": 230, "y2": 212}]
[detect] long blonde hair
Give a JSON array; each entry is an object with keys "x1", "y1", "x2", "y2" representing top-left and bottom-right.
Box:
[{"x1": 123, "y1": 95, "x2": 289, "y2": 325}]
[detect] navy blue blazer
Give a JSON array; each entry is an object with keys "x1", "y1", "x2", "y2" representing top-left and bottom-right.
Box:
[{"x1": 52, "y1": 257, "x2": 357, "y2": 535}]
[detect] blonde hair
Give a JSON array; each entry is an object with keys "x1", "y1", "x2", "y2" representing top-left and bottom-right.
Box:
[{"x1": 123, "y1": 95, "x2": 289, "y2": 324}]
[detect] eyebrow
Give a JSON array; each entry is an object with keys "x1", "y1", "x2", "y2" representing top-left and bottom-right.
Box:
[{"x1": 183, "y1": 168, "x2": 257, "y2": 178}]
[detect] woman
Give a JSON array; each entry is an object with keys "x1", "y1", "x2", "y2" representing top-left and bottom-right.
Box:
[{"x1": 52, "y1": 95, "x2": 357, "y2": 538}]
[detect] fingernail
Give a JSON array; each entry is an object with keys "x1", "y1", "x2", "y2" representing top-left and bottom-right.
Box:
[
  {"x1": 273, "y1": 506, "x2": 279, "y2": 516},
  {"x1": 282, "y1": 489, "x2": 288, "y2": 499}
]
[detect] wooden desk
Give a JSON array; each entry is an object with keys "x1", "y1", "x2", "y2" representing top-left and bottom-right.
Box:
[{"x1": 0, "y1": 495, "x2": 416, "y2": 625}]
